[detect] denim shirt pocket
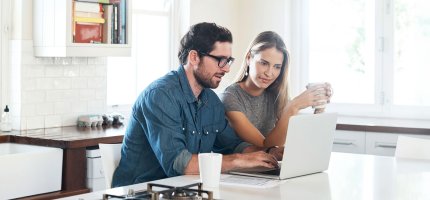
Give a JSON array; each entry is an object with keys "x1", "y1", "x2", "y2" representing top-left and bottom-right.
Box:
[
  {"x1": 183, "y1": 123, "x2": 200, "y2": 153},
  {"x1": 200, "y1": 123, "x2": 223, "y2": 153}
]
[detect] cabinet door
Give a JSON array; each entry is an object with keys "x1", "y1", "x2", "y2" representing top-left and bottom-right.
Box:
[
  {"x1": 333, "y1": 130, "x2": 366, "y2": 154},
  {"x1": 366, "y1": 132, "x2": 430, "y2": 156},
  {"x1": 365, "y1": 132, "x2": 399, "y2": 156}
]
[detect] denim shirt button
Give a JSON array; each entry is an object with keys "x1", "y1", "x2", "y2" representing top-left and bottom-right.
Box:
[
  {"x1": 192, "y1": 131, "x2": 195, "y2": 134},
  {"x1": 205, "y1": 131, "x2": 209, "y2": 135},
  {"x1": 182, "y1": 127, "x2": 185, "y2": 131},
  {"x1": 198, "y1": 132, "x2": 201, "y2": 135},
  {"x1": 215, "y1": 129, "x2": 219, "y2": 133}
]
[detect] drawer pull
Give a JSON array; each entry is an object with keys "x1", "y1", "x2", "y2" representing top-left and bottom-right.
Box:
[
  {"x1": 375, "y1": 144, "x2": 396, "y2": 149},
  {"x1": 334, "y1": 141, "x2": 354, "y2": 145}
]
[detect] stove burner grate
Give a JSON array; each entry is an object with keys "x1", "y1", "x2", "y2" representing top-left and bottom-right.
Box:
[{"x1": 103, "y1": 182, "x2": 213, "y2": 200}]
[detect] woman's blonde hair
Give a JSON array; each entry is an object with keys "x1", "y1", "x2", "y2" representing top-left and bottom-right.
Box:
[{"x1": 235, "y1": 31, "x2": 290, "y2": 116}]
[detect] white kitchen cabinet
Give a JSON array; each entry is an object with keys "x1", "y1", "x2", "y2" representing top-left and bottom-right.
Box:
[
  {"x1": 33, "y1": 0, "x2": 131, "y2": 57},
  {"x1": 365, "y1": 132, "x2": 430, "y2": 156},
  {"x1": 365, "y1": 132, "x2": 399, "y2": 156},
  {"x1": 333, "y1": 129, "x2": 430, "y2": 156},
  {"x1": 86, "y1": 148, "x2": 106, "y2": 191},
  {"x1": 333, "y1": 130, "x2": 365, "y2": 154}
]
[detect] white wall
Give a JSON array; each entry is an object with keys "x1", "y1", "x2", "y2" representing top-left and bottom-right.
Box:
[
  {"x1": 8, "y1": 0, "x2": 107, "y2": 130},
  {"x1": 190, "y1": 0, "x2": 290, "y2": 92}
]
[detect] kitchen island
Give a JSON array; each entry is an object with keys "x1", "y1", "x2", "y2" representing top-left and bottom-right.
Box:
[
  {"x1": 60, "y1": 152, "x2": 430, "y2": 200},
  {"x1": 0, "y1": 125, "x2": 125, "y2": 200}
]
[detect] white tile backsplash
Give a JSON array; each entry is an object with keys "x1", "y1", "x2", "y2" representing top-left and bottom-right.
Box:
[
  {"x1": 54, "y1": 102, "x2": 72, "y2": 114},
  {"x1": 80, "y1": 65, "x2": 97, "y2": 77},
  {"x1": 54, "y1": 57, "x2": 72, "y2": 65},
  {"x1": 88, "y1": 77, "x2": 106, "y2": 89},
  {"x1": 72, "y1": 57, "x2": 88, "y2": 65},
  {"x1": 36, "y1": 78, "x2": 54, "y2": 90},
  {"x1": 21, "y1": 104, "x2": 36, "y2": 117},
  {"x1": 45, "y1": 115, "x2": 62, "y2": 128},
  {"x1": 46, "y1": 90, "x2": 64, "y2": 102},
  {"x1": 26, "y1": 116, "x2": 45, "y2": 130},
  {"x1": 71, "y1": 101, "x2": 88, "y2": 113},
  {"x1": 22, "y1": 78, "x2": 37, "y2": 91},
  {"x1": 23, "y1": 65, "x2": 45, "y2": 78},
  {"x1": 88, "y1": 57, "x2": 106, "y2": 65},
  {"x1": 63, "y1": 66, "x2": 80, "y2": 77},
  {"x1": 62, "y1": 115, "x2": 78, "y2": 127},
  {"x1": 96, "y1": 65, "x2": 107, "y2": 75},
  {"x1": 71, "y1": 77, "x2": 88, "y2": 89},
  {"x1": 9, "y1": 40, "x2": 108, "y2": 130},
  {"x1": 95, "y1": 90, "x2": 106, "y2": 100},
  {"x1": 22, "y1": 91, "x2": 45, "y2": 103},
  {"x1": 80, "y1": 89, "x2": 96, "y2": 101},
  {"x1": 53, "y1": 78, "x2": 71, "y2": 89},
  {"x1": 63, "y1": 90, "x2": 80, "y2": 101},
  {"x1": 35, "y1": 57, "x2": 54, "y2": 65},
  {"x1": 45, "y1": 66, "x2": 65, "y2": 77},
  {"x1": 36, "y1": 103, "x2": 54, "y2": 115},
  {"x1": 88, "y1": 100, "x2": 105, "y2": 113}
]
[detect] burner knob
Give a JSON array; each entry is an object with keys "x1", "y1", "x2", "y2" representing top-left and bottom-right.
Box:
[{"x1": 127, "y1": 188, "x2": 135, "y2": 197}]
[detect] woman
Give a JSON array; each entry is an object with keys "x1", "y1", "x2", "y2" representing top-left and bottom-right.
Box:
[{"x1": 219, "y1": 31, "x2": 332, "y2": 148}]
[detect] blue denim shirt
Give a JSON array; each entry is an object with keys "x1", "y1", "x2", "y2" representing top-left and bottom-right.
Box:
[{"x1": 112, "y1": 66, "x2": 249, "y2": 187}]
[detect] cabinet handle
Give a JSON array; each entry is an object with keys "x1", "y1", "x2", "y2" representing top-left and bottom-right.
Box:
[
  {"x1": 375, "y1": 143, "x2": 396, "y2": 149},
  {"x1": 333, "y1": 141, "x2": 354, "y2": 145}
]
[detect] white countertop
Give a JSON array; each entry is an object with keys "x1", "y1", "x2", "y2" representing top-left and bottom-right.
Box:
[
  {"x1": 59, "y1": 152, "x2": 430, "y2": 200},
  {"x1": 338, "y1": 115, "x2": 430, "y2": 129}
]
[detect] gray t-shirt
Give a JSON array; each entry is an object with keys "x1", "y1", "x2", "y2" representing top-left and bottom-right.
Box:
[{"x1": 219, "y1": 83, "x2": 277, "y2": 136}]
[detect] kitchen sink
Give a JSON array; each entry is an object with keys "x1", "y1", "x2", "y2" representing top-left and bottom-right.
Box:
[{"x1": 0, "y1": 143, "x2": 63, "y2": 199}]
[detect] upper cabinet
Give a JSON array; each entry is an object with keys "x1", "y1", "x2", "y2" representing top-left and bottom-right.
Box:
[{"x1": 33, "y1": 0, "x2": 131, "y2": 57}]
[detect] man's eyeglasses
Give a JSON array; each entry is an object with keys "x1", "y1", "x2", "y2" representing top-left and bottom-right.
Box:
[{"x1": 198, "y1": 52, "x2": 235, "y2": 68}]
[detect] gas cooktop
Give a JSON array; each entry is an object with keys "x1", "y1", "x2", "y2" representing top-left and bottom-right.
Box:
[{"x1": 103, "y1": 182, "x2": 213, "y2": 200}]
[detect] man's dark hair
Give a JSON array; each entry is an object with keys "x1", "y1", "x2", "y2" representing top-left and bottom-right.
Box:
[{"x1": 178, "y1": 22, "x2": 233, "y2": 65}]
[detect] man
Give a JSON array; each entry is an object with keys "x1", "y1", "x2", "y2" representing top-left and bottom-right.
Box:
[{"x1": 112, "y1": 22, "x2": 279, "y2": 187}]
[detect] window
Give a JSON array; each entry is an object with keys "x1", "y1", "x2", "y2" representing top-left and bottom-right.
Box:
[
  {"x1": 107, "y1": 0, "x2": 183, "y2": 106},
  {"x1": 292, "y1": 0, "x2": 430, "y2": 119}
]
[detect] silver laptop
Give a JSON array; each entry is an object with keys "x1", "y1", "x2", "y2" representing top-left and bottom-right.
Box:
[{"x1": 230, "y1": 113, "x2": 338, "y2": 180}]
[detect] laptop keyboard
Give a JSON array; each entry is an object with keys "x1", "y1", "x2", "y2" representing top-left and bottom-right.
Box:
[{"x1": 259, "y1": 168, "x2": 281, "y2": 176}]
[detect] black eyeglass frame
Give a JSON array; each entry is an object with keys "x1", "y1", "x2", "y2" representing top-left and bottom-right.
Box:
[{"x1": 198, "y1": 51, "x2": 235, "y2": 68}]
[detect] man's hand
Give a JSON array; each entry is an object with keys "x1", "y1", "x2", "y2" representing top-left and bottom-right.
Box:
[{"x1": 222, "y1": 151, "x2": 278, "y2": 172}]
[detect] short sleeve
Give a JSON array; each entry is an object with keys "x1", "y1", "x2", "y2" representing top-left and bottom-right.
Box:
[{"x1": 219, "y1": 90, "x2": 246, "y2": 113}]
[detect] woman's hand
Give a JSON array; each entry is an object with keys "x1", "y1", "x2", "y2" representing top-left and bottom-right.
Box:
[
  {"x1": 325, "y1": 82, "x2": 333, "y2": 103},
  {"x1": 267, "y1": 146, "x2": 284, "y2": 161},
  {"x1": 289, "y1": 83, "x2": 333, "y2": 112}
]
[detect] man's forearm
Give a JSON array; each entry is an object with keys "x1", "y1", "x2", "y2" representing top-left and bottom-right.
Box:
[
  {"x1": 184, "y1": 150, "x2": 279, "y2": 175},
  {"x1": 183, "y1": 153, "x2": 241, "y2": 174},
  {"x1": 183, "y1": 154, "x2": 199, "y2": 175}
]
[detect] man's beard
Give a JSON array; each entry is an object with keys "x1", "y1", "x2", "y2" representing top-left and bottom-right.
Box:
[{"x1": 194, "y1": 64, "x2": 223, "y2": 89}]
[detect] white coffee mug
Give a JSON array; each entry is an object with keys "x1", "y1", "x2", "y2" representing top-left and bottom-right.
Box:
[
  {"x1": 307, "y1": 82, "x2": 329, "y2": 110},
  {"x1": 198, "y1": 153, "x2": 222, "y2": 188}
]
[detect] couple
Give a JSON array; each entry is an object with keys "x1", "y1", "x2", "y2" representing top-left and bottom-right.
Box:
[{"x1": 112, "y1": 22, "x2": 332, "y2": 187}]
